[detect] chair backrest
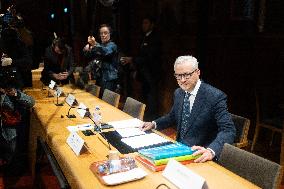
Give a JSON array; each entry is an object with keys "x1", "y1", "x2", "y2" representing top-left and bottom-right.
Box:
[
  {"x1": 230, "y1": 113, "x2": 250, "y2": 148},
  {"x1": 85, "y1": 84, "x2": 101, "y2": 97},
  {"x1": 101, "y1": 89, "x2": 120, "y2": 108},
  {"x1": 122, "y1": 97, "x2": 146, "y2": 120},
  {"x1": 219, "y1": 143, "x2": 283, "y2": 189}
]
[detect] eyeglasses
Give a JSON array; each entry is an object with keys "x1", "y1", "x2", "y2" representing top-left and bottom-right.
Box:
[{"x1": 174, "y1": 69, "x2": 197, "y2": 80}]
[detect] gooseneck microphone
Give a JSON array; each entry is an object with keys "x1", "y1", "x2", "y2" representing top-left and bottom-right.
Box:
[
  {"x1": 86, "y1": 114, "x2": 111, "y2": 150},
  {"x1": 66, "y1": 106, "x2": 76, "y2": 118}
]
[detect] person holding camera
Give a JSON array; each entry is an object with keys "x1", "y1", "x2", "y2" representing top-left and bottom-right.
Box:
[
  {"x1": 82, "y1": 24, "x2": 118, "y2": 94},
  {"x1": 0, "y1": 67, "x2": 35, "y2": 175},
  {"x1": 0, "y1": 27, "x2": 33, "y2": 88},
  {"x1": 40, "y1": 37, "x2": 75, "y2": 86}
]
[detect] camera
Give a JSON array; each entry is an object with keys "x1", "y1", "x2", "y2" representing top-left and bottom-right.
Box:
[{"x1": 0, "y1": 66, "x2": 18, "y2": 88}]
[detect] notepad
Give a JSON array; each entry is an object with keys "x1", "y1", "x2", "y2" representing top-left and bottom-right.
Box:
[{"x1": 121, "y1": 133, "x2": 170, "y2": 149}]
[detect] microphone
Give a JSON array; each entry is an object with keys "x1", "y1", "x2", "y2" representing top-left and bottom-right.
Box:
[
  {"x1": 86, "y1": 114, "x2": 111, "y2": 150},
  {"x1": 66, "y1": 106, "x2": 76, "y2": 118}
]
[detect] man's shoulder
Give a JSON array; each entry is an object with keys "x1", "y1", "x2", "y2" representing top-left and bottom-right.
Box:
[
  {"x1": 173, "y1": 88, "x2": 184, "y2": 98},
  {"x1": 200, "y1": 81, "x2": 226, "y2": 98}
]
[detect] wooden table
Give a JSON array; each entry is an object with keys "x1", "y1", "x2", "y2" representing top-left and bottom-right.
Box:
[{"x1": 28, "y1": 85, "x2": 260, "y2": 189}]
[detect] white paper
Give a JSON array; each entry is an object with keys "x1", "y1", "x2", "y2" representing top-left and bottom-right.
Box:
[
  {"x1": 102, "y1": 167, "x2": 147, "y2": 185},
  {"x1": 163, "y1": 159, "x2": 207, "y2": 189},
  {"x1": 66, "y1": 94, "x2": 76, "y2": 106},
  {"x1": 67, "y1": 123, "x2": 93, "y2": 132},
  {"x1": 116, "y1": 127, "x2": 145, "y2": 138},
  {"x1": 121, "y1": 133, "x2": 169, "y2": 149},
  {"x1": 48, "y1": 80, "x2": 56, "y2": 89},
  {"x1": 77, "y1": 103, "x2": 88, "y2": 118},
  {"x1": 66, "y1": 132, "x2": 85, "y2": 156},
  {"x1": 107, "y1": 118, "x2": 143, "y2": 129}
]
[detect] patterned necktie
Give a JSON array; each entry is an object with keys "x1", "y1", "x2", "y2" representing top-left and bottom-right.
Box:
[{"x1": 180, "y1": 92, "x2": 191, "y2": 139}]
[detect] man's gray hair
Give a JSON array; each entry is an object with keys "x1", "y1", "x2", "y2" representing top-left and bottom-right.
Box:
[{"x1": 174, "y1": 55, "x2": 199, "y2": 70}]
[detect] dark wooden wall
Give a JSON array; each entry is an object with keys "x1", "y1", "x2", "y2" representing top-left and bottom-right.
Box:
[{"x1": 5, "y1": 0, "x2": 284, "y2": 139}]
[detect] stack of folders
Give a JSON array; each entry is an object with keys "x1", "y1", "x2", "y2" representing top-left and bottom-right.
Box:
[{"x1": 136, "y1": 142, "x2": 199, "y2": 172}]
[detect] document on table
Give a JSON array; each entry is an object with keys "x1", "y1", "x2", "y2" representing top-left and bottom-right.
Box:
[
  {"x1": 67, "y1": 123, "x2": 93, "y2": 132},
  {"x1": 108, "y1": 118, "x2": 145, "y2": 138},
  {"x1": 107, "y1": 118, "x2": 143, "y2": 129},
  {"x1": 121, "y1": 133, "x2": 170, "y2": 149},
  {"x1": 116, "y1": 127, "x2": 145, "y2": 138}
]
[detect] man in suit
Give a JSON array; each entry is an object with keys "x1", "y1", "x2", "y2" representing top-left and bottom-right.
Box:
[
  {"x1": 121, "y1": 16, "x2": 161, "y2": 120},
  {"x1": 41, "y1": 37, "x2": 75, "y2": 86},
  {"x1": 141, "y1": 55, "x2": 236, "y2": 162}
]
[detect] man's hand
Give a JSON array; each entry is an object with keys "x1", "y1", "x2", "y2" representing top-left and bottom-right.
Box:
[
  {"x1": 191, "y1": 146, "x2": 214, "y2": 163},
  {"x1": 59, "y1": 72, "x2": 69, "y2": 80},
  {"x1": 1, "y1": 57, "x2": 12, "y2": 66},
  {"x1": 140, "y1": 122, "x2": 154, "y2": 131},
  {"x1": 120, "y1": 57, "x2": 133, "y2": 65}
]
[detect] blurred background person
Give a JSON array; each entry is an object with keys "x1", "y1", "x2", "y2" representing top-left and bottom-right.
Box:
[
  {"x1": 121, "y1": 16, "x2": 161, "y2": 121},
  {"x1": 0, "y1": 66, "x2": 35, "y2": 176},
  {"x1": 82, "y1": 24, "x2": 118, "y2": 94},
  {"x1": 40, "y1": 37, "x2": 75, "y2": 86},
  {"x1": 0, "y1": 27, "x2": 32, "y2": 88}
]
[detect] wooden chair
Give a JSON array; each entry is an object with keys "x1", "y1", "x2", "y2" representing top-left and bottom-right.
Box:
[
  {"x1": 101, "y1": 89, "x2": 120, "y2": 108},
  {"x1": 85, "y1": 84, "x2": 101, "y2": 97},
  {"x1": 122, "y1": 97, "x2": 146, "y2": 120},
  {"x1": 251, "y1": 92, "x2": 284, "y2": 164},
  {"x1": 230, "y1": 113, "x2": 250, "y2": 148},
  {"x1": 219, "y1": 143, "x2": 283, "y2": 189},
  {"x1": 34, "y1": 137, "x2": 69, "y2": 189}
]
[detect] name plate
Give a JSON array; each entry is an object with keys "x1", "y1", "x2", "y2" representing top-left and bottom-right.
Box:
[
  {"x1": 66, "y1": 132, "x2": 85, "y2": 156},
  {"x1": 77, "y1": 103, "x2": 89, "y2": 118},
  {"x1": 66, "y1": 94, "x2": 78, "y2": 106},
  {"x1": 162, "y1": 159, "x2": 208, "y2": 189},
  {"x1": 48, "y1": 80, "x2": 56, "y2": 89}
]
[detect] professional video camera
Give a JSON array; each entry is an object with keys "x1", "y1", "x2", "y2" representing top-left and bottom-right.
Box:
[
  {"x1": 0, "y1": 5, "x2": 24, "y2": 30},
  {"x1": 0, "y1": 66, "x2": 18, "y2": 89}
]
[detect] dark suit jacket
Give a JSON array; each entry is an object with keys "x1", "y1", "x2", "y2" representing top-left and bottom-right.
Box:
[
  {"x1": 133, "y1": 30, "x2": 161, "y2": 83},
  {"x1": 41, "y1": 45, "x2": 75, "y2": 85},
  {"x1": 155, "y1": 81, "x2": 236, "y2": 157}
]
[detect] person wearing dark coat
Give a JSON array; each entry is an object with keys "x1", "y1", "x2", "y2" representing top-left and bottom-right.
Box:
[
  {"x1": 121, "y1": 17, "x2": 161, "y2": 120},
  {"x1": 41, "y1": 38, "x2": 75, "y2": 86},
  {"x1": 141, "y1": 55, "x2": 236, "y2": 163}
]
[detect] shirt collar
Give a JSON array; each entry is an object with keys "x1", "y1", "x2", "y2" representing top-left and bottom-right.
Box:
[
  {"x1": 186, "y1": 79, "x2": 201, "y2": 96},
  {"x1": 145, "y1": 30, "x2": 152, "y2": 37}
]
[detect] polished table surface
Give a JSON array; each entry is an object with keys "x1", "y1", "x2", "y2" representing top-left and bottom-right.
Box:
[{"x1": 28, "y1": 85, "x2": 260, "y2": 189}]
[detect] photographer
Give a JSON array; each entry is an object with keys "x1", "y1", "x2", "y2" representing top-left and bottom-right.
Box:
[
  {"x1": 41, "y1": 37, "x2": 75, "y2": 86},
  {"x1": 82, "y1": 24, "x2": 118, "y2": 94},
  {"x1": 0, "y1": 66, "x2": 35, "y2": 175},
  {"x1": 0, "y1": 27, "x2": 33, "y2": 88}
]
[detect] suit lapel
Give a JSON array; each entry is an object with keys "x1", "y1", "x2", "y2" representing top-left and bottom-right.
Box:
[{"x1": 183, "y1": 83, "x2": 206, "y2": 135}]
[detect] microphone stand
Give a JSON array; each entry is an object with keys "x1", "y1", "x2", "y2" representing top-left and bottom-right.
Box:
[
  {"x1": 87, "y1": 115, "x2": 111, "y2": 150},
  {"x1": 66, "y1": 106, "x2": 76, "y2": 118},
  {"x1": 55, "y1": 94, "x2": 64, "y2": 106},
  {"x1": 54, "y1": 86, "x2": 64, "y2": 106}
]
